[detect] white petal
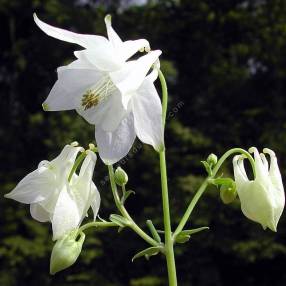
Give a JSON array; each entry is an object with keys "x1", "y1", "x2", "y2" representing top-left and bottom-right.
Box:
[
  {"x1": 91, "y1": 185, "x2": 101, "y2": 220},
  {"x1": 34, "y1": 13, "x2": 108, "y2": 49},
  {"x1": 104, "y1": 15, "x2": 122, "y2": 47},
  {"x1": 52, "y1": 185, "x2": 81, "y2": 240},
  {"x1": 238, "y1": 181, "x2": 276, "y2": 230},
  {"x1": 95, "y1": 113, "x2": 136, "y2": 164},
  {"x1": 233, "y1": 155, "x2": 249, "y2": 191},
  {"x1": 119, "y1": 39, "x2": 150, "y2": 62},
  {"x1": 132, "y1": 72, "x2": 164, "y2": 151},
  {"x1": 263, "y1": 148, "x2": 284, "y2": 191},
  {"x1": 51, "y1": 144, "x2": 84, "y2": 178},
  {"x1": 249, "y1": 147, "x2": 268, "y2": 181},
  {"x1": 5, "y1": 167, "x2": 55, "y2": 204},
  {"x1": 69, "y1": 151, "x2": 98, "y2": 223},
  {"x1": 58, "y1": 51, "x2": 96, "y2": 72},
  {"x1": 76, "y1": 89, "x2": 128, "y2": 132},
  {"x1": 82, "y1": 46, "x2": 123, "y2": 72},
  {"x1": 110, "y1": 50, "x2": 162, "y2": 106},
  {"x1": 30, "y1": 204, "x2": 50, "y2": 222},
  {"x1": 43, "y1": 67, "x2": 103, "y2": 111}
]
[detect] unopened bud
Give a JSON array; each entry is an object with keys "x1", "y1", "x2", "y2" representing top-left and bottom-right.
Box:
[
  {"x1": 114, "y1": 167, "x2": 128, "y2": 186},
  {"x1": 207, "y1": 153, "x2": 218, "y2": 166},
  {"x1": 220, "y1": 183, "x2": 237, "y2": 204},
  {"x1": 50, "y1": 231, "x2": 85, "y2": 275}
]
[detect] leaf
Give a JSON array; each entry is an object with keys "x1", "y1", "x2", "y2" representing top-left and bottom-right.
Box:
[
  {"x1": 132, "y1": 246, "x2": 162, "y2": 262},
  {"x1": 201, "y1": 161, "x2": 212, "y2": 175},
  {"x1": 109, "y1": 214, "x2": 130, "y2": 228},
  {"x1": 180, "y1": 227, "x2": 209, "y2": 236},
  {"x1": 121, "y1": 190, "x2": 135, "y2": 204},
  {"x1": 175, "y1": 234, "x2": 191, "y2": 244},
  {"x1": 211, "y1": 177, "x2": 235, "y2": 187},
  {"x1": 174, "y1": 227, "x2": 209, "y2": 244}
]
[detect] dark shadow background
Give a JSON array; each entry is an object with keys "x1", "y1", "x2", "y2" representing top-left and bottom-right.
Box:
[{"x1": 1, "y1": 0, "x2": 286, "y2": 285}]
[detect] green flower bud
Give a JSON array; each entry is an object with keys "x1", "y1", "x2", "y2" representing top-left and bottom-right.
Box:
[
  {"x1": 207, "y1": 153, "x2": 218, "y2": 166},
  {"x1": 50, "y1": 230, "x2": 85, "y2": 275},
  {"x1": 114, "y1": 167, "x2": 128, "y2": 186},
  {"x1": 220, "y1": 183, "x2": 237, "y2": 204}
]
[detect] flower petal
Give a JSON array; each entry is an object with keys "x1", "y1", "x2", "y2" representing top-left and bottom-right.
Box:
[
  {"x1": 52, "y1": 185, "x2": 81, "y2": 240},
  {"x1": 70, "y1": 151, "x2": 97, "y2": 223},
  {"x1": 95, "y1": 113, "x2": 136, "y2": 164},
  {"x1": 132, "y1": 71, "x2": 164, "y2": 151},
  {"x1": 249, "y1": 147, "x2": 268, "y2": 181},
  {"x1": 119, "y1": 39, "x2": 150, "y2": 62},
  {"x1": 232, "y1": 155, "x2": 248, "y2": 187},
  {"x1": 90, "y1": 185, "x2": 101, "y2": 220},
  {"x1": 104, "y1": 15, "x2": 122, "y2": 47},
  {"x1": 43, "y1": 67, "x2": 103, "y2": 111},
  {"x1": 110, "y1": 50, "x2": 162, "y2": 107},
  {"x1": 5, "y1": 167, "x2": 55, "y2": 204},
  {"x1": 82, "y1": 46, "x2": 123, "y2": 72},
  {"x1": 76, "y1": 89, "x2": 128, "y2": 132},
  {"x1": 34, "y1": 13, "x2": 108, "y2": 49},
  {"x1": 30, "y1": 204, "x2": 50, "y2": 222}
]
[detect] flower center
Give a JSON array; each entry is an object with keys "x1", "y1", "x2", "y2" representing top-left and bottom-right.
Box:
[{"x1": 81, "y1": 76, "x2": 116, "y2": 110}]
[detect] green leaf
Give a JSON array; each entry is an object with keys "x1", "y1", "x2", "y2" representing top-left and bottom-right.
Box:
[
  {"x1": 201, "y1": 160, "x2": 212, "y2": 175},
  {"x1": 132, "y1": 246, "x2": 163, "y2": 262},
  {"x1": 180, "y1": 227, "x2": 209, "y2": 236},
  {"x1": 211, "y1": 177, "x2": 235, "y2": 187},
  {"x1": 175, "y1": 234, "x2": 191, "y2": 244},
  {"x1": 109, "y1": 214, "x2": 130, "y2": 228},
  {"x1": 121, "y1": 190, "x2": 136, "y2": 204},
  {"x1": 174, "y1": 227, "x2": 209, "y2": 244}
]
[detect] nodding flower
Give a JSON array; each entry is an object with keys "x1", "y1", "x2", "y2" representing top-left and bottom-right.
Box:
[{"x1": 233, "y1": 147, "x2": 285, "y2": 231}]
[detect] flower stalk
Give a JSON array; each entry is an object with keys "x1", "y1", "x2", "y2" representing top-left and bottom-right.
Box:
[
  {"x1": 158, "y1": 70, "x2": 177, "y2": 286},
  {"x1": 107, "y1": 165, "x2": 159, "y2": 247}
]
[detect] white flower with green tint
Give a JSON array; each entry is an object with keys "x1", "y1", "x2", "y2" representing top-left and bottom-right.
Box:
[
  {"x1": 233, "y1": 147, "x2": 285, "y2": 231},
  {"x1": 34, "y1": 14, "x2": 164, "y2": 164},
  {"x1": 5, "y1": 144, "x2": 100, "y2": 240}
]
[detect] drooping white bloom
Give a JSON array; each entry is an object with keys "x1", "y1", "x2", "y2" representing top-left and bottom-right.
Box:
[
  {"x1": 233, "y1": 147, "x2": 285, "y2": 231},
  {"x1": 34, "y1": 14, "x2": 164, "y2": 164},
  {"x1": 5, "y1": 144, "x2": 100, "y2": 240}
]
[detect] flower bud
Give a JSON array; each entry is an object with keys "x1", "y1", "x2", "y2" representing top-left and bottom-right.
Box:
[
  {"x1": 50, "y1": 230, "x2": 85, "y2": 275},
  {"x1": 220, "y1": 183, "x2": 237, "y2": 204},
  {"x1": 207, "y1": 153, "x2": 218, "y2": 166},
  {"x1": 114, "y1": 167, "x2": 128, "y2": 186}
]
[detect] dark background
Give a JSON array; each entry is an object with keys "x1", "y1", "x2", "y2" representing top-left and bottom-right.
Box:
[{"x1": 1, "y1": 0, "x2": 286, "y2": 285}]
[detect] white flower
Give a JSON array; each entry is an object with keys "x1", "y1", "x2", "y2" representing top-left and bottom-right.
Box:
[
  {"x1": 5, "y1": 144, "x2": 101, "y2": 240},
  {"x1": 233, "y1": 147, "x2": 285, "y2": 231},
  {"x1": 34, "y1": 14, "x2": 163, "y2": 164}
]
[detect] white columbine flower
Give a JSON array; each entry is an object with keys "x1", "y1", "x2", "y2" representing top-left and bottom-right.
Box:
[
  {"x1": 233, "y1": 147, "x2": 285, "y2": 231},
  {"x1": 5, "y1": 144, "x2": 100, "y2": 240},
  {"x1": 34, "y1": 14, "x2": 164, "y2": 164}
]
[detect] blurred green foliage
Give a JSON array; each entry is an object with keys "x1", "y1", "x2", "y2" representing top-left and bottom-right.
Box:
[{"x1": 1, "y1": 0, "x2": 286, "y2": 285}]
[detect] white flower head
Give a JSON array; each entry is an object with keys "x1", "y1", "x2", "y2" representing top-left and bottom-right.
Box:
[
  {"x1": 233, "y1": 147, "x2": 285, "y2": 231},
  {"x1": 5, "y1": 144, "x2": 100, "y2": 240},
  {"x1": 34, "y1": 14, "x2": 164, "y2": 164}
]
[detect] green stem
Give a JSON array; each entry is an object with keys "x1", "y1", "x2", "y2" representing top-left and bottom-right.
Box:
[
  {"x1": 158, "y1": 69, "x2": 177, "y2": 286},
  {"x1": 173, "y1": 148, "x2": 255, "y2": 238},
  {"x1": 108, "y1": 165, "x2": 159, "y2": 247},
  {"x1": 160, "y1": 150, "x2": 177, "y2": 286},
  {"x1": 158, "y1": 69, "x2": 168, "y2": 127},
  {"x1": 79, "y1": 221, "x2": 118, "y2": 232}
]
